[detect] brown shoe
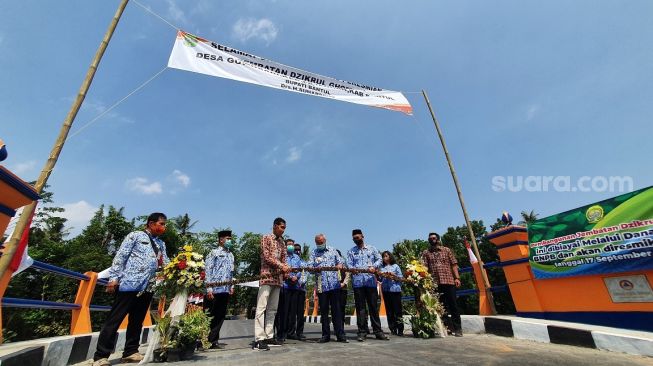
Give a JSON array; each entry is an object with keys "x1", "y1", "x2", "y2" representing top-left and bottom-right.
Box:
[
  {"x1": 121, "y1": 352, "x2": 144, "y2": 363},
  {"x1": 92, "y1": 359, "x2": 110, "y2": 366}
]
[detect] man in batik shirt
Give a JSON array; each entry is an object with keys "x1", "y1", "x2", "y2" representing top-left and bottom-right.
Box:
[
  {"x1": 421, "y1": 232, "x2": 462, "y2": 337},
  {"x1": 309, "y1": 234, "x2": 348, "y2": 343},
  {"x1": 253, "y1": 217, "x2": 290, "y2": 351},
  {"x1": 347, "y1": 229, "x2": 389, "y2": 342},
  {"x1": 205, "y1": 230, "x2": 235, "y2": 349}
]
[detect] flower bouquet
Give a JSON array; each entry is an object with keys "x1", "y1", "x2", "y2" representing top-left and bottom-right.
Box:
[
  {"x1": 146, "y1": 245, "x2": 207, "y2": 363},
  {"x1": 405, "y1": 260, "x2": 445, "y2": 338},
  {"x1": 154, "y1": 245, "x2": 206, "y2": 299}
]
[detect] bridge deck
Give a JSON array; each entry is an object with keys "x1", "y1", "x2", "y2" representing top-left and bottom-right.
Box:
[{"x1": 72, "y1": 320, "x2": 651, "y2": 366}]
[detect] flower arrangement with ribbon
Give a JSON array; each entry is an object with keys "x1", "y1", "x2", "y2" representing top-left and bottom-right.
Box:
[
  {"x1": 404, "y1": 260, "x2": 433, "y2": 290},
  {"x1": 404, "y1": 260, "x2": 445, "y2": 338},
  {"x1": 154, "y1": 245, "x2": 206, "y2": 299}
]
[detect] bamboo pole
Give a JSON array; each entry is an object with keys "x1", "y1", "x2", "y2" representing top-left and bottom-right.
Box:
[
  {"x1": 0, "y1": 0, "x2": 130, "y2": 279},
  {"x1": 421, "y1": 90, "x2": 497, "y2": 315}
]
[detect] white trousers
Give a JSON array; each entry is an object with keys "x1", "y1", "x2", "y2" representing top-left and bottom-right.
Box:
[{"x1": 254, "y1": 284, "x2": 281, "y2": 341}]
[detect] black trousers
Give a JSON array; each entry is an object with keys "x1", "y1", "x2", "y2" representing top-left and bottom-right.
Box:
[
  {"x1": 382, "y1": 291, "x2": 404, "y2": 334},
  {"x1": 94, "y1": 291, "x2": 153, "y2": 360},
  {"x1": 318, "y1": 289, "x2": 344, "y2": 338},
  {"x1": 274, "y1": 288, "x2": 287, "y2": 340},
  {"x1": 207, "y1": 293, "x2": 229, "y2": 343},
  {"x1": 285, "y1": 289, "x2": 305, "y2": 337},
  {"x1": 339, "y1": 288, "x2": 348, "y2": 327},
  {"x1": 437, "y1": 284, "x2": 462, "y2": 332},
  {"x1": 353, "y1": 287, "x2": 382, "y2": 335}
]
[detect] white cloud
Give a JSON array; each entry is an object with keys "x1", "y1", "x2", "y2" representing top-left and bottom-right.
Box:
[
  {"x1": 232, "y1": 18, "x2": 278, "y2": 45},
  {"x1": 10, "y1": 160, "x2": 37, "y2": 175},
  {"x1": 166, "y1": 0, "x2": 188, "y2": 24},
  {"x1": 60, "y1": 200, "x2": 98, "y2": 231},
  {"x1": 172, "y1": 169, "x2": 191, "y2": 188},
  {"x1": 286, "y1": 146, "x2": 302, "y2": 163},
  {"x1": 526, "y1": 104, "x2": 540, "y2": 121},
  {"x1": 126, "y1": 177, "x2": 163, "y2": 195},
  {"x1": 80, "y1": 99, "x2": 134, "y2": 124}
]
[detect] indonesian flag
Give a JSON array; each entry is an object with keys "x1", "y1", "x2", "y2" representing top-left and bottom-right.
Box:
[
  {"x1": 3, "y1": 206, "x2": 36, "y2": 277},
  {"x1": 464, "y1": 238, "x2": 478, "y2": 264}
]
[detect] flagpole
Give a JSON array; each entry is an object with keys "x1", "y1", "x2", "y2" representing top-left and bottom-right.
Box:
[
  {"x1": 0, "y1": 0, "x2": 130, "y2": 279},
  {"x1": 421, "y1": 90, "x2": 497, "y2": 314}
]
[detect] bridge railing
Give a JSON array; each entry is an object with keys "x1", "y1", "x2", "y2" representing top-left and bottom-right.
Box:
[{"x1": 0, "y1": 260, "x2": 143, "y2": 340}]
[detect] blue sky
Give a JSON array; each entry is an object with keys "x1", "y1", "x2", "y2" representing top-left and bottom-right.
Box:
[{"x1": 1, "y1": 1, "x2": 652, "y2": 255}]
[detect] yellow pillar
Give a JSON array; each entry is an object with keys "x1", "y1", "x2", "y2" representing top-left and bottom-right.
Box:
[
  {"x1": 0, "y1": 166, "x2": 40, "y2": 343},
  {"x1": 378, "y1": 283, "x2": 387, "y2": 316},
  {"x1": 471, "y1": 262, "x2": 493, "y2": 315},
  {"x1": 311, "y1": 290, "x2": 319, "y2": 317},
  {"x1": 71, "y1": 272, "x2": 98, "y2": 334},
  {"x1": 487, "y1": 226, "x2": 544, "y2": 313}
]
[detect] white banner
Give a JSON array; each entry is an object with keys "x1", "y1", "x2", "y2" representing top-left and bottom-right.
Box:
[{"x1": 168, "y1": 31, "x2": 413, "y2": 115}]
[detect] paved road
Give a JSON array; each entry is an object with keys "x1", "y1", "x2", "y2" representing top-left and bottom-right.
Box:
[{"x1": 87, "y1": 321, "x2": 653, "y2": 366}]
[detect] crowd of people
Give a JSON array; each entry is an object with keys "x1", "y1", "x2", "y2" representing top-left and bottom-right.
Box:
[{"x1": 92, "y1": 214, "x2": 463, "y2": 365}]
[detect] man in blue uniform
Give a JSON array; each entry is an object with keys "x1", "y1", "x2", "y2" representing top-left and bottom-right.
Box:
[
  {"x1": 205, "y1": 230, "x2": 236, "y2": 349},
  {"x1": 93, "y1": 213, "x2": 170, "y2": 366},
  {"x1": 284, "y1": 241, "x2": 307, "y2": 340},
  {"x1": 347, "y1": 229, "x2": 389, "y2": 342},
  {"x1": 310, "y1": 234, "x2": 348, "y2": 343}
]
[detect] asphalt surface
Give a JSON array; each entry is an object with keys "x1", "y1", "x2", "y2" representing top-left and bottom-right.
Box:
[{"x1": 83, "y1": 320, "x2": 653, "y2": 366}]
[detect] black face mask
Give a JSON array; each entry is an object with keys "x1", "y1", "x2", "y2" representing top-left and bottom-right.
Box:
[
  {"x1": 429, "y1": 239, "x2": 439, "y2": 246},
  {"x1": 353, "y1": 238, "x2": 363, "y2": 245}
]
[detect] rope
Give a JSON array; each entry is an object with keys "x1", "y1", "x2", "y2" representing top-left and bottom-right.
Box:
[
  {"x1": 68, "y1": 66, "x2": 168, "y2": 138},
  {"x1": 132, "y1": 0, "x2": 179, "y2": 31},
  {"x1": 205, "y1": 267, "x2": 415, "y2": 287}
]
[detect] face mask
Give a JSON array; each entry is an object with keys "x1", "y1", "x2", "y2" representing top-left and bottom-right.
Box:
[
  {"x1": 353, "y1": 238, "x2": 363, "y2": 245},
  {"x1": 149, "y1": 222, "x2": 166, "y2": 237},
  {"x1": 287, "y1": 245, "x2": 295, "y2": 254},
  {"x1": 316, "y1": 244, "x2": 326, "y2": 251},
  {"x1": 224, "y1": 239, "x2": 234, "y2": 250}
]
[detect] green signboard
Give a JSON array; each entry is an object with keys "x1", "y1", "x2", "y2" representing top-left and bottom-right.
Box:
[{"x1": 528, "y1": 186, "x2": 653, "y2": 279}]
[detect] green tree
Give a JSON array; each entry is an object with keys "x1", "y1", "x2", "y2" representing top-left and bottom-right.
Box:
[
  {"x1": 441, "y1": 220, "x2": 515, "y2": 315},
  {"x1": 230, "y1": 232, "x2": 262, "y2": 317},
  {"x1": 519, "y1": 210, "x2": 539, "y2": 225},
  {"x1": 171, "y1": 213, "x2": 198, "y2": 240}
]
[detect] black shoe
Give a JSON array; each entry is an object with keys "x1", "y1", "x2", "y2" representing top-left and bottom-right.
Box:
[
  {"x1": 337, "y1": 337, "x2": 349, "y2": 343},
  {"x1": 357, "y1": 334, "x2": 365, "y2": 342},
  {"x1": 454, "y1": 331, "x2": 463, "y2": 337},
  {"x1": 209, "y1": 342, "x2": 221, "y2": 349},
  {"x1": 298, "y1": 334, "x2": 307, "y2": 341},
  {"x1": 375, "y1": 333, "x2": 389, "y2": 340},
  {"x1": 318, "y1": 337, "x2": 330, "y2": 343},
  {"x1": 396, "y1": 332, "x2": 404, "y2": 337},
  {"x1": 265, "y1": 338, "x2": 282, "y2": 347},
  {"x1": 287, "y1": 334, "x2": 298, "y2": 340},
  {"x1": 252, "y1": 341, "x2": 270, "y2": 351}
]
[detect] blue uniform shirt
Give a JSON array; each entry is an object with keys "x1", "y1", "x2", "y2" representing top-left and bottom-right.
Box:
[
  {"x1": 380, "y1": 263, "x2": 403, "y2": 293},
  {"x1": 205, "y1": 246, "x2": 235, "y2": 294},
  {"x1": 284, "y1": 253, "x2": 306, "y2": 290},
  {"x1": 108, "y1": 231, "x2": 169, "y2": 292},
  {"x1": 309, "y1": 246, "x2": 342, "y2": 293},
  {"x1": 347, "y1": 244, "x2": 382, "y2": 288}
]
